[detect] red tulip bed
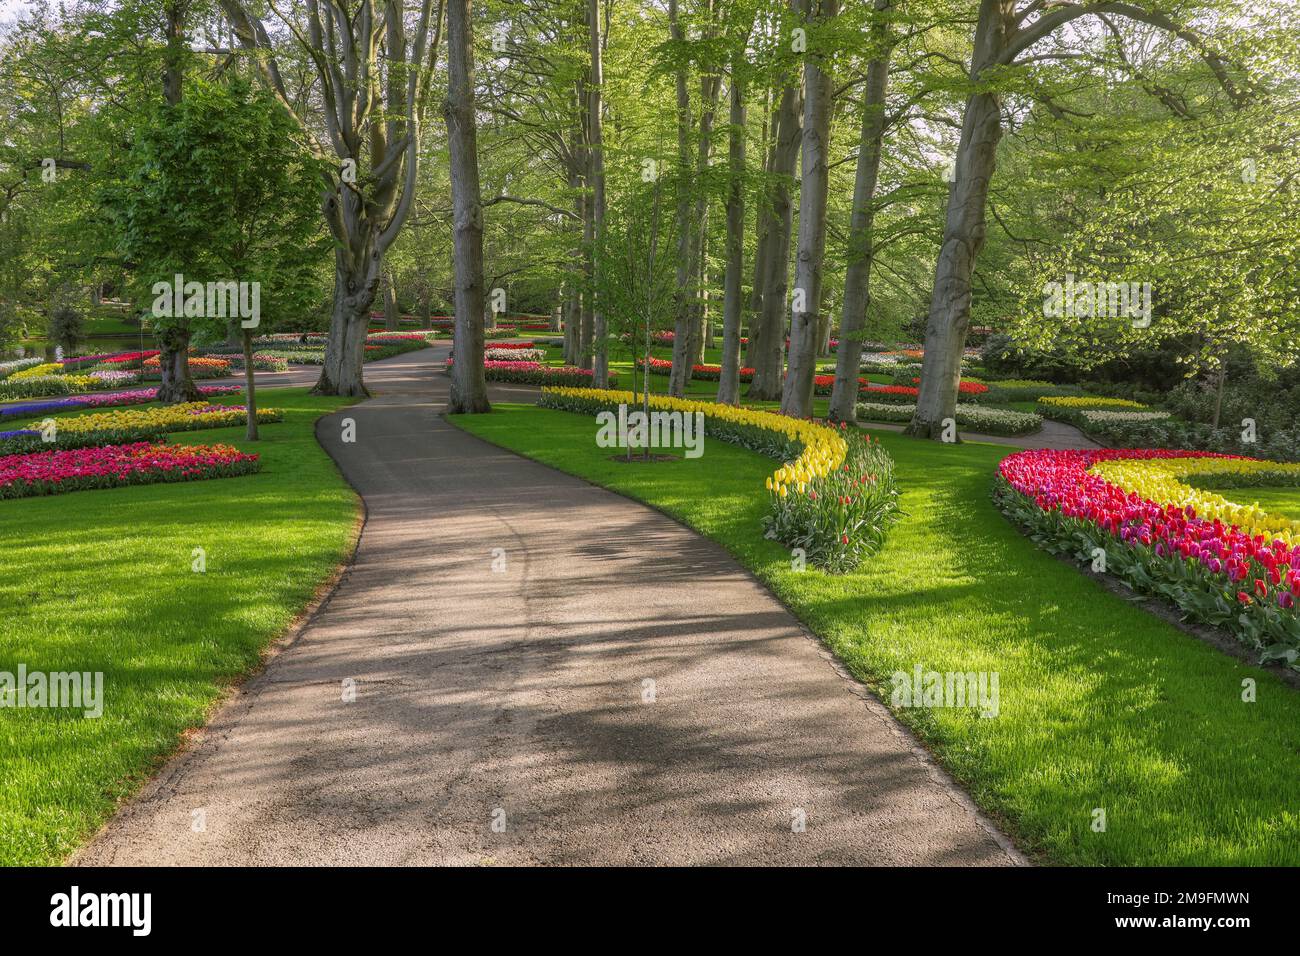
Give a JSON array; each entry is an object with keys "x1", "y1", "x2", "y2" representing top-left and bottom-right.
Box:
[
  {"x1": 637, "y1": 357, "x2": 989, "y2": 401},
  {"x1": 0, "y1": 442, "x2": 260, "y2": 500},
  {"x1": 636, "y1": 357, "x2": 755, "y2": 382},
  {"x1": 143, "y1": 356, "x2": 231, "y2": 379},
  {"x1": 444, "y1": 358, "x2": 618, "y2": 387},
  {"x1": 995, "y1": 447, "x2": 1300, "y2": 663},
  {"x1": 61, "y1": 350, "x2": 161, "y2": 372},
  {"x1": 854, "y1": 380, "x2": 989, "y2": 403}
]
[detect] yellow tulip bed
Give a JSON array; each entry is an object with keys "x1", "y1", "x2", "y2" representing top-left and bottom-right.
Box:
[
  {"x1": 1036, "y1": 394, "x2": 1152, "y2": 428},
  {"x1": 53, "y1": 402, "x2": 283, "y2": 435},
  {"x1": 1040, "y1": 395, "x2": 1148, "y2": 410},
  {"x1": 9, "y1": 363, "x2": 66, "y2": 381},
  {"x1": 537, "y1": 386, "x2": 900, "y2": 571},
  {"x1": 1090, "y1": 456, "x2": 1300, "y2": 546},
  {"x1": 0, "y1": 362, "x2": 98, "y2": 400}
]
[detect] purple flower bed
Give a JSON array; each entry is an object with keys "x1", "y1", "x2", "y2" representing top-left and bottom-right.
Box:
[{"x1": 0, "y1": 385, "x2": 241, "y2": 420}]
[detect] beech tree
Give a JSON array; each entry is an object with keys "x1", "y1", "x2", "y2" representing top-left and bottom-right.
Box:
[
  {"x1": 906, "y1": 0, "x2": 1253, "y2": 438},
  {"x1": 826, "y1": 0, "x2": 894, "y2": 423},
  {"x1": 779, "y1": 0, "x2": 839, "y2": 418},
  {"x1": 445, "y1": 0, "x2": 490, "y2": 413},
  {"x1": 218, "y1": 0, "x2": 445, "y2": 397}
]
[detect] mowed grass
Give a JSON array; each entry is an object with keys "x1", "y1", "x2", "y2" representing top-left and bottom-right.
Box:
[
  {"x1": 451, "y1": 402, "x2": 1300, "y2": 866},
  {"x1": 0, "y1": 387, "x2": 360, "y2": 864},
  {"x1": 1202, "y1": 485, "x2": 1300, "y2": 523}
]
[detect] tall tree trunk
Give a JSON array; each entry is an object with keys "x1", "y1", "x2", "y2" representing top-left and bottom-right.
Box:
[
  {"x1": 383, "y1": 271, "x2": 400, "y2": 329},
  {"x1": 420, "y1": 290, "x2": 432, "y2": 329},
  {"x1": 666, "y1": 0, "x2": 721, "y2": 397},
  {"x1": 1212, "y1": 362, "x2": 1226, "y2": 429},
  {"x1": 666, "y1": 0, "x2": 694, "y2": 396},
  {"x1": 587, "y1": 0, "x2": 608, "y2": 386},
  {"x1": 155, "y1": 324, "x2": 201, "y2": 404},
  {"x1": 550, "y1": 285, "x2": 563, "y2": 332},
  {"x1": 444, "y1": 0, "x2": 490, "y2": 414},
  {"x1": 748, "y1": 76, "x2": 802, "y2": 401},
  {"x1": 780, "y1": 0, "x2": 838, "y2": 419},
  {"x1": 718, "y1": 67, "x2": 745, "y2": 408},
  {"x1": 744, "y1": 87, "x2": 777, "y2": 368},
  {"x1": 314, "y1": 256, "x2": 379, "y2": 397},
  {"x1": 693, "y1": 230, "x2": 710, "y2": 364},
  {"x1": 906, "y1": 0, "x2": 1013, "y2": 438},
  {"x1": 155, "y1": 0, "x2": 198, "y2": 405},
  {"x1": 828, "y1": 0, "x2": 892, "y2": 423},
  {"x1": 242, "y1": 328, "x2": 259, "y2": 441},
  {"x1": 563, "y1": 159, "x2": 585, "y2": 365}
]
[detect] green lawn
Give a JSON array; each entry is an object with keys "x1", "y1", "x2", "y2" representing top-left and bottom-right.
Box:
[
  {"x1": 1203, "y1": 486, "x2": 1300, "y2": 523},
  {"x1": 451, "y1": 402, "x2": 1300, "y2": 866},
  {"x1": 0, "y1": 387, "x2": 361, "y2": 865}
]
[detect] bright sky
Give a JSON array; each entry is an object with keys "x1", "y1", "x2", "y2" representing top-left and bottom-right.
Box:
[{"x1": 0, "y1": 0, "x2": 32, "y2": 31}]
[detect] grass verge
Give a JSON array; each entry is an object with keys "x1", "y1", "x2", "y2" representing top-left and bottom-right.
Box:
[
  {"x1": 0, "y1": 387, "x2": 360, "y2": 864},
  {"x1": 450, "y1": 402, "x2": 1300, "y2": 866}
]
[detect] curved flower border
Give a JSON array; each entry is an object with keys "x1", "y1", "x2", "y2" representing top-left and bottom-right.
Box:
[{"x1": 995, "y1": 448, "x2": 1300, "y2": 666}]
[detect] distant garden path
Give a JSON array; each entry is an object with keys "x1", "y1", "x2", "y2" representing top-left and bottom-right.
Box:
[{"x1": 77, "y1": 346, "x2": 1022, "y2": 866}]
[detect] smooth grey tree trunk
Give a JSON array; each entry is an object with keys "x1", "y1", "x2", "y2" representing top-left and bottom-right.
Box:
[
  {"x1": 383, "y1": 271, "x2": 400, "y2": 330},
  {"x1": 563, "y1": 169, "x2": 585, "y2": 366},
  {"x1": 718, "y1": 60, "x2": 745, "y2": 414},
  {"x1": 667, "y1": 0, "x2": 721, "y2": 397},
  {"x1": 780, "y1": 0, "x2": 838, "y2": 419},
  {"x1": 587, "y1": 0, "x2": 608, "y2": 386},
  {"x1": 907, "y1": 0, "x2": 1013, "y2": 438},
  {"x1": 747, "y1": 78, "x2": 801, "y2": 400},
  {"x1": 155, "y1": 0, "x2": 199, "y2": 405},
  {"x1": 241, "y1": 328, "x2": 259, "y2": 441},
  {"x1": 828, "y1": 0, "x2": 892, "y2": 423},
  {"x1": 744, "y1": 89, "x2": 777, "y2": 368},
  {"x1": 444, "y1": 0, "x2": 490, "y2": 414}
]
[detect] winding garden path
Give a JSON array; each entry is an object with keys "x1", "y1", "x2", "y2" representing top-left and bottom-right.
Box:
[{"x1": 77, "y1": 346, "x2": 1023, "y2": 866}]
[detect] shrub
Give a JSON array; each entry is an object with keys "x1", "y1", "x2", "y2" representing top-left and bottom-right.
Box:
[
  {"x1": 1079, "y1": 418, "x2": 1300, "y2": 463},
  {"x1": 980, "y1": 380, "x2": 1086, "y2": 403},
  {"x1": 47, "y1": 304, "x2": 86, "y2": 354}
]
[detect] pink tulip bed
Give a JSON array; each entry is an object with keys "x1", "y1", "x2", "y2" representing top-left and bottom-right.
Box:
[
  {"x1": 0, "y1": 442, "x2": 261, "y2": 500},
  {"x1": 995, "y1": 447, "x2": 1300, "y2": 664}
]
